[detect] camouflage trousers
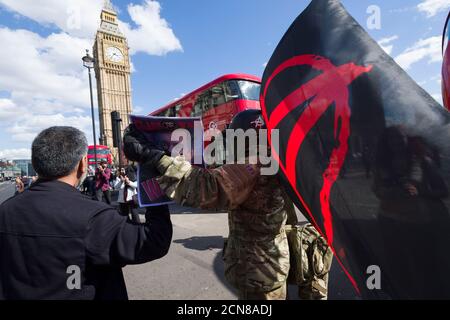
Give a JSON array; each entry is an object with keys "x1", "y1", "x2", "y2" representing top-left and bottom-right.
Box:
[
  {"x1": 223, "y1": 233, "x2": 290, "y2": 301},
  {"x1": 236, "y1": 279, "x2": 327, "y2": 300},
  {"x1": 237, "y1": 283, "x2": 287, "y2": 300},
  {"x1": 285, "y1": 223, "x2": 332, "y2": 300},
  {"x1": 298, "y1": 274, "x2": 329, "y2": 300},
  {"x1": 224, "y1": 224, "x2": 332, "y2": 301}
]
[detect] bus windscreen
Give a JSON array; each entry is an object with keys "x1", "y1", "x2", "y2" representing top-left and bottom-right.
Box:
[{"x1": 237, "y1": 80, "x2": 260, "y2": 101}]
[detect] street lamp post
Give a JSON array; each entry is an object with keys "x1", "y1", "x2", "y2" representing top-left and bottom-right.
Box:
[{"x1": 82, "y1": 49, "x2": 98, "y2": 167}]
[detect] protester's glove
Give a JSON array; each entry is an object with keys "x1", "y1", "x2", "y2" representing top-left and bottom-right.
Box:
[{"x1": 123, "y1": 124, "x2": 166, "y2": 168}]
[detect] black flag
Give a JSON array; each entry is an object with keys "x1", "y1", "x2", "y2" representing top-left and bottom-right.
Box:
[
  {"x1": 261, "y1": 0, "x2": 450, "y2": 299},
  {"x1": 442, "y1": 10, "x2": 450, "y2": 110}
]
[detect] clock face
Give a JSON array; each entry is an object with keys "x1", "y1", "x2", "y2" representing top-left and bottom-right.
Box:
[{"x1": 105, "y1": 46, "x2": 124, "y2": 63}]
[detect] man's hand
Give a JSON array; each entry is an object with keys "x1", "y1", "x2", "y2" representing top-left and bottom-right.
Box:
[{"x1": 123, "y1": 124, "x2": 165, "y2": 168}]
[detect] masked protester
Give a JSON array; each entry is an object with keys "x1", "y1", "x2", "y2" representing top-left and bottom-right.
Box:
[{"x1": 124, "y1": 110, "x2": 332, "y2": 300}]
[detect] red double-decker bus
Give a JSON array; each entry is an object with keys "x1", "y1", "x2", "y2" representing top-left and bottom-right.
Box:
[
  {"x1": 151, "y1": 74, "x2": 261, "y2": 132},
  {"x1": 87, "y1": 145, "x2": 112, "y2": 166}
]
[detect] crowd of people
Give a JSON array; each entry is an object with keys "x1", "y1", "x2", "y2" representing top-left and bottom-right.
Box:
[
  {"x1": 79, "y1": 160, "x2": 141, "y2": 223},
  {"x1": 14, "y1": 160, "x2": 140, "y2": 223}
]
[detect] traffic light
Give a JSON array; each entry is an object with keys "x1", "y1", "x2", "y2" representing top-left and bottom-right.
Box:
[{"x1": 111, "y1": 111, "x2": 122, "y2": 148}]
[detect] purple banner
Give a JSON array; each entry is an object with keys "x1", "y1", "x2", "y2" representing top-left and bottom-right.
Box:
[{"x1": 130, "y1": 115, "x2": 204, "y2": 207}]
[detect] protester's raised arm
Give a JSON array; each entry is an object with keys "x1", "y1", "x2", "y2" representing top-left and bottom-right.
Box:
[{"x1": 157, "y1": 155, "x2": 259, "y2": 211}]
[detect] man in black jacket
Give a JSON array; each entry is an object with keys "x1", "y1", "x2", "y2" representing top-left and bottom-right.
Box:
[{"x1": 0, "y1": 126, "x2": 172, "y2": 300}]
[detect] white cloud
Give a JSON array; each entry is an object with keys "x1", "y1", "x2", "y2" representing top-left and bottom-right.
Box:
[
  {"x1": 395, "y1": 36, "x2": 442, "y2": 70},
  {"x1": 417, "y1": 0, "x2": 450, "y2": 17},
  {"x1": 378, "y1": 35, "x2": 399, "y2": 55},
  {"x1": 132, "y1": 105, "x2": 145, "y2": 114},
  {"x1": 0, "y1": 99, "x2": 17, "y2": 121},
  {"x1": 418, "y1": 80, "x2": 428, "y2": 86},
  {"x1": 431, "y1": 93, "x2": 444, "y2": 104},
  {"x1": 0, "y1": 24, "x2": 97, "y2": 151},
  {"x1": 120, "y1": 0, "x2": 183, "y2": 56},
  {"x1": 389, "y1": 7, "x2": 415, "y2": 14},
  {"x1": 6, "y1": 113, "x2": 94, "y2": 144},
  {"x1": 0, "y1": 148, "x2": 31, "y2": 160},
  {"x1": 170, "y1": 93, "x2": 186, "y2": 102},
  {"x1": 0, "y1": 0, "x2": 182, "y2": 152},
  {"x1": 130, "y1": 61, "x2": 137, "y2": 73},
  {"x1": 0, "y1": 27, "x2": 92, "y2": 111},
  {"x1": 430, "y1": 74, "x2": 442, "y2": 87},
  {"x1": 0, "y1": 0, "x2": 182, "y2": 56},
  {"x1": 1, "y1": 96, "x2": 95, "y2": 145},
  {"x1": 419, "y1": 74, "x2": 443, "y2": 86},
  {"x1": 0, "y1": 0, "x2": 103, "y2": 38},
  {"x1": 0, "y1": 26, "x2": 97, "y2": 148}
]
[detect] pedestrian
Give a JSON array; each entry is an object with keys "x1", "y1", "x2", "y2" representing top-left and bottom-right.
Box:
[
  {"x1": 109, "y1": 165, "x2": 117, "y2": 188},
  {"x1": 95, "y1": 160, "x2": 112, "y2": 204},
  {"x1": 0, "y1": 126, "x2": 172, "y2": 300},
  {"x1": 114, "y1": 164, "x2": 140, "y2": 224},
  {"x1": 124, "y1": 110, "x2": 332, "y2": 300},
  {"x1": 14, "y1": 176, "x2": 24, "y2": 195},
  {"x1": 85, "y1": 166, "x2": 96, "y2": 198}
]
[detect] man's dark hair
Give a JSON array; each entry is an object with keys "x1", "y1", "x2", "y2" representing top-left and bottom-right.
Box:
[{"x1": 32, "y1": 126, "x2": 88, "y2": 179}]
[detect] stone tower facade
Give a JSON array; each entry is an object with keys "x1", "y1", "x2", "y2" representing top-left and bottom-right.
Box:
[{"x1": 93, "y1": 0, "x2": 132, "y2": 163}]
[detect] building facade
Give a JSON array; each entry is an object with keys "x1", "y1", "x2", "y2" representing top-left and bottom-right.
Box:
[
  {"x1": 0, "y1": 166, "x2": 21, "y2": 180},
  {"x1": 14, "y1": 159, "x2": 34, "y2": 176},
  {"x1": 93, "y1": 0, "x2": 133, "y2": 163}
]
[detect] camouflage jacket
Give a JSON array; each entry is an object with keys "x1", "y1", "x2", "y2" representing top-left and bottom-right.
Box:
[{"x1": 156, "y1": 155, "x2": 292, "y2": 292}]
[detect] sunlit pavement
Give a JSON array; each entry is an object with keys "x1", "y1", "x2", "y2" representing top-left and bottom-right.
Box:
[
  {"x1": 0, "y1": 185, "x2": 358, "y2": 300},
  {"x1": 123, "y1": 204, "x2": 359, "y2": 300}
]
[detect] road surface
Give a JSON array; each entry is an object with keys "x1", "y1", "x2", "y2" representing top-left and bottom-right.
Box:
[
  {"x1": 123, "y1": 205, "x2": 358, "y2": 300},
  {"x1": 0, "y1": 183, "x2": 358, "y2": 300},
  {"x1": 0, "y1": 181, "x2": 14, "y2": 203}
]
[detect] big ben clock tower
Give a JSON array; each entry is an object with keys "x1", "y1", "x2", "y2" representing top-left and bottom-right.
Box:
[{"x1": 93, "y1": 0, "x2": 132, "y2": 162}]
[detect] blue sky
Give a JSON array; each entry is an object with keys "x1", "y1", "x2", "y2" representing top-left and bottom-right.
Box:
[{"x1": 0, "y1": 0, "x2": 449, "y2": 159}]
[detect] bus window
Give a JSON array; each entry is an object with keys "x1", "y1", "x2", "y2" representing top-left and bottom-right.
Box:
[
  {"x1": 158, "y1": 109, "x2": 169, "y2": 117},
  {"x1": 211, "y1": 85, "x2": 226, "y2": 107},
  {"x1": 204, "y1": 91, "x2": 214, "y2": 113},
  {"x1": 162, "y1": 107, "x2": 175, "y2": 117},
  {"x1": 200, "y1": 92, "x2": 213, "y2": 113},
  {"x1": 192, "y1": 102, "x2": 202, "y2": 117},
  {"x1": 174, "y1": 104, "x2": 182, "y2": 115},
  {"x1": 237, "y1": 80, "x2": 260, "y2": 101},
  {"x1": 225, "y1": 80, "x2": 241, "y2": 101},
  {"x1": 193, "y1": 93, "x2": 208, "y2": 116}
]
